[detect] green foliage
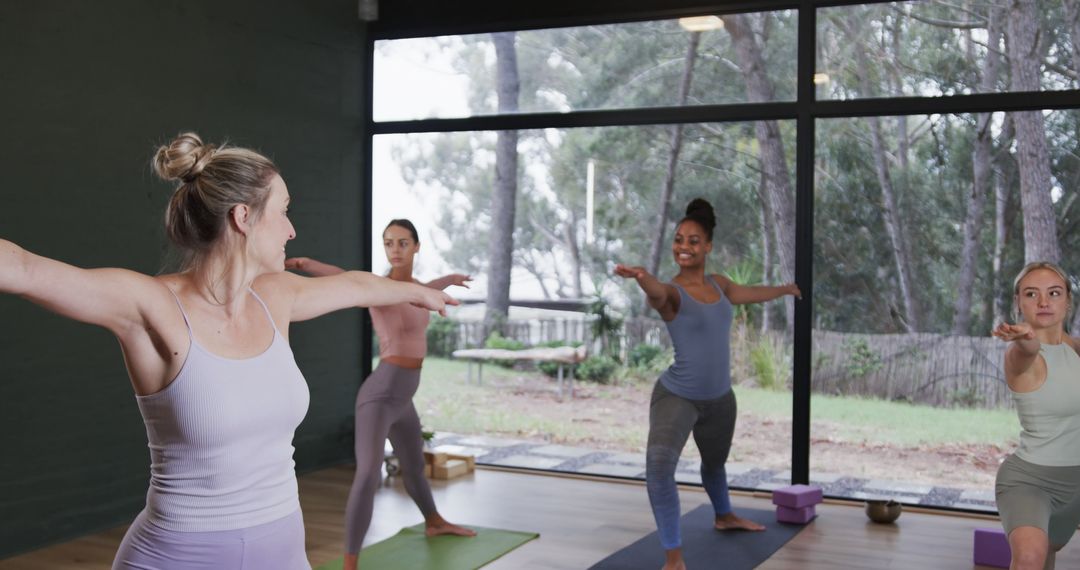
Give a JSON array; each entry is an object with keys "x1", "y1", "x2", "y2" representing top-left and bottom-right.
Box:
[
  {"x1": 842, "y1": 338, "x2": 884, "y2": 377},
  {"x1": 484, "y1": 331, "x2": 526, "y2": 368},
  {"x1": 576, "y1": 355, "x2": 619, "y2": 384},
  {"x1": 425, "y1": 316, "x2": 459, "y2": 358},
  {"x1": 536, "y1": 339, "x2": 583, "y2": 377},
  {"x1": 749, "y1": 338, "x2": 784, "y2": 390},
  {"x1": 588, "y1": 297, "x2": 623, "y2": 359}
]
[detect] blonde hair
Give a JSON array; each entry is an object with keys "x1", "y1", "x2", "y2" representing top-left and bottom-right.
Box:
[
  {"x1": 1012, "y1": 261, "x2": 1074, "y2": 321},
  {"x1": 153, "y1": 132, "x2": 279, "y2": 269}
]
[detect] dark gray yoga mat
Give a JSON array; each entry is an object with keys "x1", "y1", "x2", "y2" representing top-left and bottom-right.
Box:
[{"x1": 589, "y1": 505, "x2": 806, "y2": 569}]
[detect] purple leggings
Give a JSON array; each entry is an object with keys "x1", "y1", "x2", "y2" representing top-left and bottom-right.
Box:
[
  {"x1": 344, "y1": 361, "x2": 437, "y2": 554},
  {"x1": 112, "y1": 509, "x2": 310, "y2": 570}
]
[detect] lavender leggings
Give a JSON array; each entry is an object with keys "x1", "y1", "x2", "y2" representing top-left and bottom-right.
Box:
[
  {"x1": 112, "y1": 509, "x2": 309, "y2": 570},
  {"x1": 344, "y1": 361, "x2": 437, "y2": 554}
]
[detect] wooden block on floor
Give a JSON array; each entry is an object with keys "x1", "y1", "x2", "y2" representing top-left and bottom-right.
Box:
[
  {"x1": 423, "y1": 451, "x2": 448, "y2": 466},
  {"x1": 445, "y1": 453, "x2": 476, "y2": 471},
  {"x1": 431, "y1": 459, "x2": 469, "y2": 480}
]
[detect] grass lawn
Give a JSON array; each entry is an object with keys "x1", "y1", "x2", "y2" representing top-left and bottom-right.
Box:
[{"x1": 412, "y1": 357, "x2": 1020, "y2": 449}]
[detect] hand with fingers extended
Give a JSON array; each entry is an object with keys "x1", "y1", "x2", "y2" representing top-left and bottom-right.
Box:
[
  {"x1": 614, "y1": 264, "x2": 648, "y2": 280},
  {"x1": 781, "y1": 283, "x2": 802, "y2": 300},
  {"x1": 445, "y1": 274, "x2": 472, "y2": 288},
  {"x1": 413, "y1": 287, "x2": 458, "y2": 317},
  {"x1": 992, "y1": 321, "x2": 1036, "y2": 342},
  {"x1": 284, "y1": 257, "x2": 308, "y2": 271}
]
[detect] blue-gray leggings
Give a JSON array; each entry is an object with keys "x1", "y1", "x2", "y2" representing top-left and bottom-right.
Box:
[
  {"x1": 344, "y1": 362, "x2": 437, "y2": 554},
  {"x1": 646, "y1": 381, "x2": 736, "y2": 550}
]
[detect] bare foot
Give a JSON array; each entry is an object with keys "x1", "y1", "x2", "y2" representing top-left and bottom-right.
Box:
[
  {"x1": 425, "y1": 516, "x2": 477, "y2": 537},
  {"x1": 662, "y1": 548, "x2": 687, "y2": 570},
  {"x1": 342, "y1": 552, "x2": 358, "y2": 570},
  {"x1": 714, "y1": 512, "x2": 766, "y2": 532}
]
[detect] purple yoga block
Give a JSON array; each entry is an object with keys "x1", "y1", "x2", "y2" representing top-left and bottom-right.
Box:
[
  {"x1": 771, "y1": 484, "x2": 823, "y2": 509},
  {"x1": 973, "y1": 528, "x2": 1011, "y2": 568},
  {"x1": 776, "y1": 505, "x2": 816, "y2": 524}
]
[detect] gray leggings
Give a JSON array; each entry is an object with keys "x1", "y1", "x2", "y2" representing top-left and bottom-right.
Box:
[
  {"x1": 344, "y1": 362, "x2": 437, "y2": 554},
  {"x1": 996, "y1": 453, "x2": 1080, "y2": 547},
  {"x1": 646, "y1": 381, "x2": 737, "y2": 550}
]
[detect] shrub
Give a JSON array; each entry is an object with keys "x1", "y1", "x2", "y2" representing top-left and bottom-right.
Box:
[
  {"x1": 426, "y1": 316, "x2": 459, "y2": 358},
  {"x1": 749, "y1": 338, "x2": 780, "y2": 390},
  {"x1": 576, "y1": 355, "x2": 619, "y2": 384},
  {"x1": 484, "y1": 331, "x2": 526, "y2": 368},
  {"x1": 536, "y1": 339, "x2": 583, "y2": 377},
  {"x1": 629, "y1": 343, "x2": 664, "y2": 368}
]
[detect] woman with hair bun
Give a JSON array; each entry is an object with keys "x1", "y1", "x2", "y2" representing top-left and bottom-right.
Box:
[
  {"x1": 287, "y1": 218, "x2": 475, "y2": 570},
  {"x1": 0, "y1": 132, "x2": 454, "y2": 569},
  {"x1": 992, "y1": 261, "x2": 1080, "y2": 570},
  {"x1": 615, "y1": 198, "x2": 800, "y2": 570}
]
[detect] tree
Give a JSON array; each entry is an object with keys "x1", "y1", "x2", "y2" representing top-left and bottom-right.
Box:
[{"x1": 485, "y1": 32, "x2": 521, "y2": 333}]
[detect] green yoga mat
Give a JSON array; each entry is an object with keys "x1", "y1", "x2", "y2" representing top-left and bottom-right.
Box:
[{"x1": 315, "y1": 525, "x2": 539, "y2": 570}]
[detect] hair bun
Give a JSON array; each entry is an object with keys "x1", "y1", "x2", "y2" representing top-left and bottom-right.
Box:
[
  {"x1": 153, "y1": 132, "x2": 216, "y2": 183},
  {"x1": 685, "y1": 198, "x2": 716, "y2": 232}
]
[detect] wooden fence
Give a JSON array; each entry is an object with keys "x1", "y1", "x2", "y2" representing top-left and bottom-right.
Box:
[{"x1": 443, "y1": 317, "x2": 1012, "y2": 410}]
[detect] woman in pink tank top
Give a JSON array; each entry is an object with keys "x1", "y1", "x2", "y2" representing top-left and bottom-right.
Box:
[
  {"x1": 287, "y1": 218, "x2": 475, "y2": 570},
  {"x1": 0, "y1": 133, "x2": 455, "y2": 570}
]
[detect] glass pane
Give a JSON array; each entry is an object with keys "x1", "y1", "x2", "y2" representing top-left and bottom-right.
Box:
[
  {"x1": 373, "y1": 119, "x2": 796, "y2": 490},
  {"x1": 812, "y1": 109, "x2": 1080, "y2": 511},
  {"x1": 374, "y1": 10, "x2": 796, "y2": 121},
  {"x1": 817, "y1": 1, "x2": 1080, "y2": 99}
]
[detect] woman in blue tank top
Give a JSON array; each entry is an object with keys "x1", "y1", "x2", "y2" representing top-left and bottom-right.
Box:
[
  {"x1": 0, "y1": 132, "x2": 455, "y2": 569},
  {"x1": 992, "y1": 261, "x2": 1080, "y2": 570},
  {"x1": 615, "y1": 198, "x2": 800, "y2": 570}
]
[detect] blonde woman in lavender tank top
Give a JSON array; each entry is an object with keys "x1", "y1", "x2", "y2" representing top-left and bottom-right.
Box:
[
  {"x1": 0, "y1": 133, "x2": 455, "y2": 570},
  {"x1": 287, "y1": 218, "x2": 475, "y2": 570}
]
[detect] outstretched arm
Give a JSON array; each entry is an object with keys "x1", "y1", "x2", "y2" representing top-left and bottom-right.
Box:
[
  {"x1": 613, "y1": 264, "x2": 679, "y2": 321},
  {"x1": 425, "y1": 273, "x2": 472, "y2": 291},
  {"x1": 274, "y1": 270, "x2": 457, "y2": 322},
  {"x1": 285, "y1": 256, "x2": 345, "y2": 277},
  {"x1": 712, "y1": 274, "x2": 801, "y2": 305},
  {"x1": 992, "y1": 322, "x2": 1042, "y2": 390},
  {"x1": 1, "y1": 239, "x2": 160, "y2": 335}
]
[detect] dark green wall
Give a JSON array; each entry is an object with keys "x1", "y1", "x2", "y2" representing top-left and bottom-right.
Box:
[{"x1": 0, "y1": 0, "x2": 368, "y2": 558}]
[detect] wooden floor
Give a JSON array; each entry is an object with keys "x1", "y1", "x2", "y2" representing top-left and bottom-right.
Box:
[{"x1": 4, "y1": 465, "x2": 1080, "y2": 569}]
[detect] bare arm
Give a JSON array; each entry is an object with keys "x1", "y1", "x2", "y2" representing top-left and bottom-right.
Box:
[
  {"x1": 712, "y1": 274, "x2": 801, "y2": 305},
  {"x1": 992, "y1": 322, "x2": 1043, "y2": 390},
  {"x1": 425, "y1": 273, "x2": 472, "y2": 291},
  {"x1": 1, "y1": 239, "x2": 160, "y2": 335},
  {"x1": 285, "y1": 256, "x2": 345, "y2": 277},
  {"x1": 269, "y1": 270, "x2": 457, "y2": 322},
  {"x1": 613, "y1": 264, "x2": 679, "y2": 321}
]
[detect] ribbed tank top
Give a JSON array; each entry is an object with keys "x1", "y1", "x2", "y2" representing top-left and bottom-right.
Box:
[
  {"x1": 370, "y1": 303, "x2": 430, "y2": 359},
  {"x1": 659, "y1": 278, "x2": 734, "y2": 400},
  {"x1": 135, "y1": 289, "x2": 310, "y2": 531},
  {"x1": 1012, "y1": 342, "x2": 1080, "y2": 466}
]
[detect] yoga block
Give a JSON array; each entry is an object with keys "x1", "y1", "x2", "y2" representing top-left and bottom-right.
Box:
[
  {"x1": 423, "y1": 451, "x2": 449, "y2": 466},
  {"x1": 432, "y1": 459, "x2": 469, "y2": 480},
  {"x1": 776, "y1": 505, "x2": 816, "y2": 524},
  {"x1": 771, "y1": 484, "x2": 823, "y2": 509},
  {"x1": 973, "y1": 528, "x2": 1011, "y2": 568}
]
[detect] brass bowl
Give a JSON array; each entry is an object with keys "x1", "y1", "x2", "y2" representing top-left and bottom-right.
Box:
[{"x1": 865, "y1": 499, "x2": 902, "y2": 523}]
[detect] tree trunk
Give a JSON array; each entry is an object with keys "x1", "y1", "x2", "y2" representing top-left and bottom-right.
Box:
[
  {"x1": 993, "y1": 116, "x2": 1017, "y2": 325},
  {"x1": 484, "y1": 32, "x2": 520, "y2": 334},
  {"x1": 563, "y1": 209, "x2": 584, "y2": 298},
  {"x1": 724, "y1": 13, "x2": 797, "y2": 331},
  {"x1": 1067, "y1": 1, "x2": 1080, "y2": 86},
  {"x1": 647, "y1": 31, "x2": 700, "y2": 277},
  {"x1": 760, "y1": 168, "x2": 774, "y2": 334},
  {"x1": 952, "y1": 11, "x2": 1002, "y2": 335},
  {"x1": 846, "y1": 20, "x2": 923, "y2": 332},
  {"x1": 1007, "y1": 0, "x2": 1060, "y2": 263}
]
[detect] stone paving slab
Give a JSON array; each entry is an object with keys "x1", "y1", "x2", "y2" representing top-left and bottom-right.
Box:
[
  {"x1": 487, "y1": 454, "x2": 565, "y2": 469},
  {"x1": 577, "y1": 463, "x2": 646, "y2": 478},
  {"x1": 863, "y1": 480, "x2": 934, "y2": 495},
  {"x1": 529, "y1": 444, "x2": 596, "y2": 458},
  {"x1": 456, "y1": 435, "x2": 531, "y2": 447},
  {"x1": 603, "y1": 452, "x2": 647, "y2": 465},
  {"x1": 958, "y1": 488, "x2": 996, "y2": 502}
]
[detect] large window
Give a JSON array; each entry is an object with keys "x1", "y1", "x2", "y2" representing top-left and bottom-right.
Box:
[{"x1": 367, "y1": 1, "x2": 1080, "y2": 510}]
